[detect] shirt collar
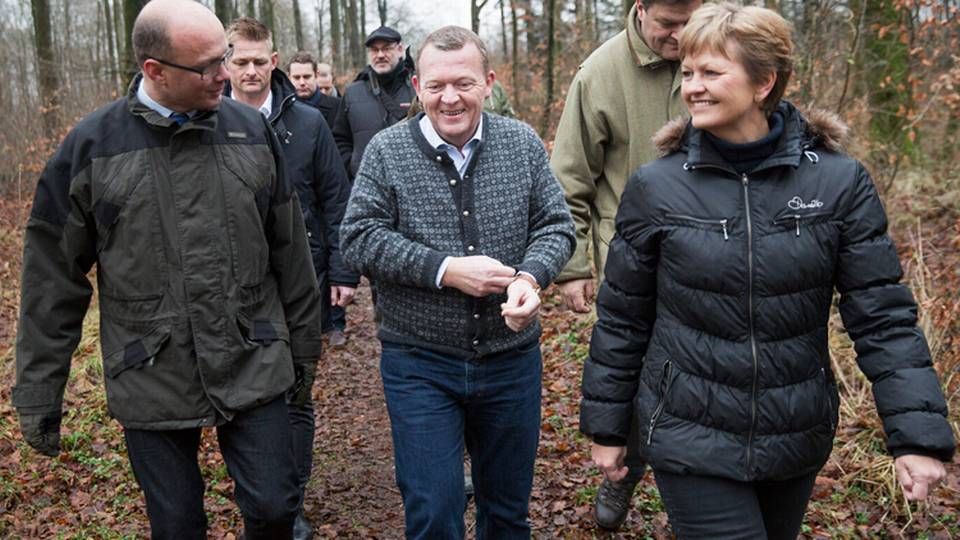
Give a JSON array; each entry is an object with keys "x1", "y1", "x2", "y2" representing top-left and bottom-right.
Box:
[
  {"x1": 257, "y1": 90, "x2": 273, "y2": 118},
  {"x1": 418, "y1": 114, "x2": 483, "y2": 151},
  {"x1": 137, "y1": 80, "x2": 177, "y2": 118}
]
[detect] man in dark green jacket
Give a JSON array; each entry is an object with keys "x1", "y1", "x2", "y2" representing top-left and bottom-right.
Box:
[{"x1": 12, "y1": 1, "x2": 322, "y2": 538}]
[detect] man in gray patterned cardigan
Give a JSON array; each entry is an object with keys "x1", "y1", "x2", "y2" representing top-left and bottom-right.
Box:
[{"x1": 340, "y1": 26, "x2": 574, "y2": 539}]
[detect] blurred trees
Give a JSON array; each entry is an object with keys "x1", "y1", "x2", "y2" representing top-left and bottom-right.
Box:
[{"x1": 1, "y1": 0, "x2": 959, "y2": 188}]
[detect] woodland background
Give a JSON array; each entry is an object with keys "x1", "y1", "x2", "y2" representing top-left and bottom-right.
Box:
[{"x1": 1, "y1": 0, "x2": 959, "y2": 537}]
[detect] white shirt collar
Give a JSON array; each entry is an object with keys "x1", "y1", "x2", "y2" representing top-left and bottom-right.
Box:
[
  {"x1": 418, "y1": 114, "x2": 483, "y2": 151},
  {"x1": 258, "y1": 90, "x2": 273, "y2": 118}
]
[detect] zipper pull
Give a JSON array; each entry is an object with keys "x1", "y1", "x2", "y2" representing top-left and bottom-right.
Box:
[
  {"x1": 795, "y1": 216, "x2": 801, "y2": 237},
  {"x1": 721, "y1": 219, "x2": 729, "y2": 241}
]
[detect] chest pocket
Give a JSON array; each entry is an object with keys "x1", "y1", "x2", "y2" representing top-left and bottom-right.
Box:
[
  {"x1": 219, "y1": 144, "x2": 274, "y2": 287},
  {"x1": 92, "y1": 152, "x2": 168, "y2": 299}
]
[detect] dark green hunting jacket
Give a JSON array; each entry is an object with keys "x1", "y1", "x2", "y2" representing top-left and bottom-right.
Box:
[{"x1": 13, "y1": 77, "x2": 322, "y2": 430}]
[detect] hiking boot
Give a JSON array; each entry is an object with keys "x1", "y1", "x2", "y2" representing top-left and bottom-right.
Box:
[
  {"x1": 594, "y1": 474, "x2": 641, "y2": 531},
  {"x1": 328, "y1": 328, "x2": 347, "y2": 348},
  {"x1": 293, "y1": 509, "x2": 313, "y2": 540}
]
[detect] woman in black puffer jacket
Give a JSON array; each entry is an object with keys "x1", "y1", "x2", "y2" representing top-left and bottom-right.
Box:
[{"x1": 579, "y1": 3, "x2": 954, "y2": 538}]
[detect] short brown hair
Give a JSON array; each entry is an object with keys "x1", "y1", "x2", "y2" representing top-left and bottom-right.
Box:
[
  {"x1": 639, "y1": 0, "x2": 702, "y2": 8},
  {"x1": 416, "y1": 26, "x2": 489, "y2": 74},
  {"x1": 132, "y1": 14, "x2": 172, "y2": 66},
  {"x1": 286, "y1": 51, "x2": 317, "y2": 72},
  {"x1": 679, "y1": 2, "x2": 794, "y2": 115},
  {"x1": 225, "y1": 16, "x2": 273, "y2": 49}
]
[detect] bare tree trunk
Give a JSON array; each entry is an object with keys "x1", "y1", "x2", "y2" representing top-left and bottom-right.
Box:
[
  {"x1": 317, "y1": 0, "x2": 326, "y2": 57},
  {"x1": 330, "y1": 0, "x2": 342, "y2": 70},
  {"x1": 292, "y1": 0, "x2": 305, "y2": 50},
  {"x1": 345, "y1": 0, "x2": 362, "y2": 68},
  {"x1": 360, "y1": 0, "x2": 366, "y2": 43},
  {"x1": 471, "y1": 0, "x2": 490, "y2": 34},
  {"x1": 261, "y1": 0, "x2": 276, "y2": 39},
  {"x1": 102, "y1": 0, "x2": 120, "y2": 90},
  {"x1": 499, "y1": 0, "x2": 508, "y2": 61},
  {"x1": 377, "y1": 0, "x2": 387, "y2": 26},
  {"x1": 123, "y1": 0, "x2": 149, "y2": 81},
  {"x1": 31, "y1": 0, "x2": 60, "y2": 136},
  {"x1": 63, "y1": 0, "x2": 73, "y2": 93},
  {"x1": 540, "y1": 0, "x2": 555, "y2": 136},
  {"x1": 215, "y1": 0, "x2": 234, "y2": 22},
  {"x1": 246, "y1": 0, "x2": 257, "y2": 17},
  {"x1": 510, "y1": 0, "x2": 519, "y2": 108}
]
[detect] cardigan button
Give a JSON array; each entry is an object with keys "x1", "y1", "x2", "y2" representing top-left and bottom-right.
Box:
[
  {"x1": 462, "y1": 210, "x2": 470, "y2": 216},
  {"x1": 436, "y1": 155, "x2": 442, "y2": 162},
  {"x1": 467, "y1": 245, "x2": 475, "y2": 252},
  {"x1": 449, "y1": 179, "x2": 457, "y2": 186}
]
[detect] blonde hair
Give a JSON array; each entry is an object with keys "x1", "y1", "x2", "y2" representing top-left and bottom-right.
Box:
[{"x1": 679, "y1": 2, "x2": 793, "y2": 115}]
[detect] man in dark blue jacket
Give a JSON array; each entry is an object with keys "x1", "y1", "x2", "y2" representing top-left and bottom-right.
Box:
[
  {"x1": 287, "y1": 51, "x2": 341, "y2": 128},
  {"x1": 224, "y1": 17, "x2": 357, "y2": 540}
]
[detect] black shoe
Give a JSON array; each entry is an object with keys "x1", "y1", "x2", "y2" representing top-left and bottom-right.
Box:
[
  {"x1": 594, "y1": 475, "x2": 640, "y2": 531},
  {"x1": 293, "y1": 510, "x2": 313, "y2": 540}
]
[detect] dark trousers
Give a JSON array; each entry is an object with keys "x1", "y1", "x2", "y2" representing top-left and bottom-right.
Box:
[
  {"x1": 380, "y1": 341, "x2": 542, "y2": 540},
  {"x1": 654, "y1": 469, "x2": 818, "y2": 540},
  {"x1": 123, "y1": 397, "x2": 299, "y2": 540},
  {"x1": 287, "y1": 400, "x2": 314, "y2": 508}
]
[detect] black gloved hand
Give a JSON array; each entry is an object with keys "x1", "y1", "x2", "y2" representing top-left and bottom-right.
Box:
[
  {"x1": 19, "y1": 411, "x2": 62, "y2": 457},
  {"x1": 289, "y1": 361, "x2": 317, "y2": 408}
]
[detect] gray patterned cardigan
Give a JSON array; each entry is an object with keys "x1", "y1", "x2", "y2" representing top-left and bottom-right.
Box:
[{"x1": 341, "y1": 112, "x2": 575, "y2": 357}]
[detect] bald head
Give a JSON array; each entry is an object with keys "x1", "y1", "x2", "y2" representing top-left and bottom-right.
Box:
[{"x1": 133, "y1": 0, "x2": 225, "y2": 67}]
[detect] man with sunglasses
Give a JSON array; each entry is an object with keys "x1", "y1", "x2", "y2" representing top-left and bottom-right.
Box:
[{"x1": 12, "y1": 1, "x2": 320, "y2": 538}]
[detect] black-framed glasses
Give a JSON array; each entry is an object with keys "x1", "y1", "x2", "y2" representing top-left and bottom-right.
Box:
[{"x1": 149, "y1": 47, "x2": 232, "y2": 80}]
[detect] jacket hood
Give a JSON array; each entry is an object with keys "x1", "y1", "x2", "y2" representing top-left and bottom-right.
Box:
[{"x1": 653, "y1": 101, "x2": 849, "y2": 158}]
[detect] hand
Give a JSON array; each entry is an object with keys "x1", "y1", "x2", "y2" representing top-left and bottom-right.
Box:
[
  {"x1": 895, "y1": 454, "x2": 947, "y2": 501},
  {"x1": 559, "y1": 278, "x2": 595, "y2": 313},
  {"x1": 331, "y1": 285, "x2": 356, "y2": 307},
  {"x1": 440, "y1": 256, "x2": 515, "y2": 297},
  {"x1": 19, "y1": 411, "x2": 62, "y2": 457},
  {"x1": 591, "y1": 442, "x2": 628, "y2": 482},
  {"x1": 501, "y1": 277, "x2": 540, "y2": 332},
  {"x1": 289, "y1": 361, "x2": 317, "y2": 408}
]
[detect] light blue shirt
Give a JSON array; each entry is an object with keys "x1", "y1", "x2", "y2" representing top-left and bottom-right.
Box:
[
  {"x1": 257, "y1": 90, "x2": 273, "y2": 118},
  {"x1": 420, "y1": 115, "x2": 484, "y2": 288},
  {"x1": 419, "y1": 114, "x2": 483, "y2": 179}
]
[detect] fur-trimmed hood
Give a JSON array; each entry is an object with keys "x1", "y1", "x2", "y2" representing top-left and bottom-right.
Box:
[{"x1": 652, "y1": 101, "x2": 849, "y2": 158}]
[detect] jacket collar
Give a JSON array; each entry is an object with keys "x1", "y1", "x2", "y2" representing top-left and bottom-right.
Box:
[
  {"x1": 126, "y1": 73, "x2": 218, "y2": 132},
  {"x1": 653, "y1": 101, "x2": 850, "y2": 173}
]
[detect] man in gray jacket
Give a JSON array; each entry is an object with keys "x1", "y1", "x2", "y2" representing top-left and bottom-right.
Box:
[
  {"x1": 340, "y1": 26, "x2": 574, "y2": 539},
  {"x1": 12, "y1": 1, "x2": 321, "y2": 537}
]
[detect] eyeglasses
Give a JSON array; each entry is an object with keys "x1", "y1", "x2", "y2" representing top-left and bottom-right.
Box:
[{"x1": 149, "y1": 47, "x2": 233, "y2": 80}]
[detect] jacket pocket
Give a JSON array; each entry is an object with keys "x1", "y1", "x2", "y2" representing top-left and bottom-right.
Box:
[
  {"x1": 666, "y1": 213, "x2": 730, "y2": 241},
  {"x1": 772, "y1": 211, "x2": 833, "y2": 237},
  {"x1": 237, "y1": 313, "x2": 291, "y2": 346},
  {"x1": 103, "y1": 324, "x2": 172, "y2": 379},
  {"x1": 646, "y1": 360, "x2": 676, "y2": 445}
]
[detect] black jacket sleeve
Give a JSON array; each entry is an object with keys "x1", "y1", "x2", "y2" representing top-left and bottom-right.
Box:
[
  {"x1": 313, "y1": 117, "x2": 359, "y2": 287},
  {"x1": 579, "y1": 174, "x2": 661, "y2": 446},
  {"x1": 836, "y1": 163, "x2": 954, "y2": 462},
  {"x1": 331, "y1": 97, "x2": 354, "y2": 178}
]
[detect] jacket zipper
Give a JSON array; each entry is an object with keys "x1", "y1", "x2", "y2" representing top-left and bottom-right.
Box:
[
  {"x1": 665, "y1": 213, "x2": 729, "y2": 240},
  {"x1": 742, "y1": 173, "x2": 759, "y2": 477},
  {"x1": 773, "y1": 211, "x2": 831, "y2": 237},
  {"x1": 646, "y1": 360, "x2": 673, "y2": 445}
]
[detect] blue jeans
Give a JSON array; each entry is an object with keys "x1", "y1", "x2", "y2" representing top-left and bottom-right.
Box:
[
  {"x1": 380, "y1": 340, "x2": 542, "y2": 540},
  {"x1": 124, "y1": 397, "x2": 299, "y2": 540}
]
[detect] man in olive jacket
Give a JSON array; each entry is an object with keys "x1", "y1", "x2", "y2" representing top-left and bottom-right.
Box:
[
  {"x1": 12, "y1": 2, "x2": 321, "y2": 538},
  {"x1": 550, "y1": 0, "x2": 700, "y2": 530}
]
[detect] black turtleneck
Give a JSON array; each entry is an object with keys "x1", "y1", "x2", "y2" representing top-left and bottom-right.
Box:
[{"x1": 704, "y1": 111, "x2": 785, "y2": 174}]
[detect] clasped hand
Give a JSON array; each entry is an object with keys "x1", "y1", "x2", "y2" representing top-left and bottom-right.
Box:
[{"x1": 441, "y1": 256, "x2": 540, "y2": 332}]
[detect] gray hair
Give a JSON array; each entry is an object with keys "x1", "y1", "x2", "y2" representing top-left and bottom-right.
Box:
[
  {"x1": 132, "y1": 15, "x2": 172, "y2": 66},
  {"x1": 416, "y1": 26, "x2": 489, "y2": 74}
]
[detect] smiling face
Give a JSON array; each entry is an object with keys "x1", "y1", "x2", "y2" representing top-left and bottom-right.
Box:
[
  {"x1": 226, "y1": 37, "x2": 278, "y2": 103},
  {"x1": 412, "y1": 43, "x2": 494, "y2": 150},
  {"x1": 366, "y1": 39, "x2": 403, "y2": 74},
  {"x1": 637, "y1": 0, "x2": 701, "y2": 61},
  {"x1": 681, "y1": 45, "x2": 775, "y2": 143}
]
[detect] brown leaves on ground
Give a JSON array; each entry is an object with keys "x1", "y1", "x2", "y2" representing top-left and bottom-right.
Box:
[{"x1": 0, "y1": 192, "x2": 958, "y2": 538}]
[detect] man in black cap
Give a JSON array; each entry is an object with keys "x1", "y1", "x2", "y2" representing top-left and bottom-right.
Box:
[{"x1": 331, "y1": 25, "x2": 415, "y2": 180}]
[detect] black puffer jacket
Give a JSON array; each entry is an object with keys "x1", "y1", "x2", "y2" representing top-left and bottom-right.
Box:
[
  {"x1": 579, "y1": 101, "x2": 954, "y2": 482},
  {"x1": 331, "y1": 61, "x2": 415, "y2": 178}
]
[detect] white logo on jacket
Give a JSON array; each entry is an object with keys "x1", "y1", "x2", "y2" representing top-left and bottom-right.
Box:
[{"x1": 787, "y1": 196, "x2": 824, "y2": 210}]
